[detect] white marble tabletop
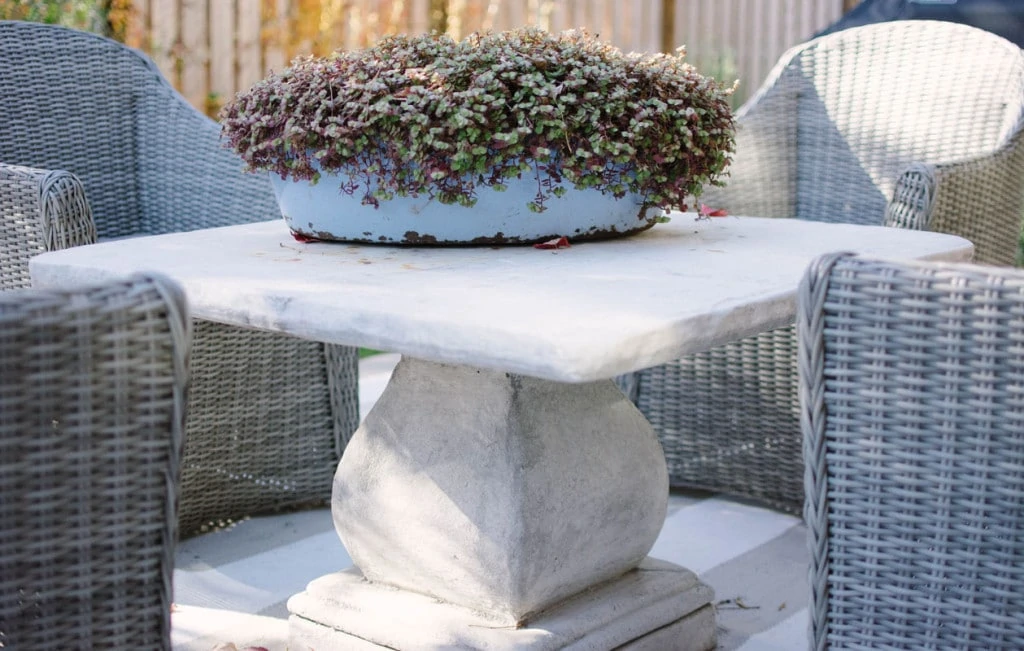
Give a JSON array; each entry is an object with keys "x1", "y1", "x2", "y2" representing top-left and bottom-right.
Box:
[{"x1": 30, "y1": 215, "x2": 973, "y2": 382}]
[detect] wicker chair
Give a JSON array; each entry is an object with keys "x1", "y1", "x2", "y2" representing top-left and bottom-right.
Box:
[
  {"x1": 798, "y1": 252, "x2": 1024, "y2": 649},
  {"x1": 629, "y1": 20, "x2": 1024, "y2": 513},
  {"x1": 0, "y1": 273, "x2": 189, "y2": 650},
  {"x1": 0, "y1": 21, "x2": 360, "y2": 536}
]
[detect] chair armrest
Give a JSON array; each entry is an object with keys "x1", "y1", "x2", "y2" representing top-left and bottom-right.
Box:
[
  {"x1": 884, "y1": 163, "x2": 936, "y2": 232},
  {"x1": 886, "y1": 132, "x2": 1024, "y2": 266},
  {"x1": 0, "y1": 163, "x2": 97, "y2": 289}
]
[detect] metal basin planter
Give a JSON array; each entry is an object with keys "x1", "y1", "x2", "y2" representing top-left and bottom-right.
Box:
[
  {"x1": 221, "y1": 29, "x2": 737, "y2": 246},
  {"x1": 271, "y1": 167, "x2": 661, "y2": 245}
]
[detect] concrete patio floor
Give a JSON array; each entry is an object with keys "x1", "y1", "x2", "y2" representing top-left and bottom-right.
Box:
[{"x1": 171, "y1": 353, "x2": 809, "y2": 651}]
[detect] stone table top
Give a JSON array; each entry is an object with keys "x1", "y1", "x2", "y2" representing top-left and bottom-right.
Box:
[{"x1": 30, "y1": 215, "x2": 973, "y2": 382}]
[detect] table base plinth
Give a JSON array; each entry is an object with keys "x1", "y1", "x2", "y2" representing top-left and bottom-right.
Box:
[
  {"x1": 331, "y1": 357, "x2": 672, "y2": 622},
  {"x1": 299, "y1": 356, "x2": 714, "y2": 648},
  {"x1": 287, "y1": 557, "x2": 716, "y2": 650}
]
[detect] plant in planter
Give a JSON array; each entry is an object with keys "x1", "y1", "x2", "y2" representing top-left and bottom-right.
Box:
[{"x1": 221, "y1": 27, "x2": 736, "y2": 244}]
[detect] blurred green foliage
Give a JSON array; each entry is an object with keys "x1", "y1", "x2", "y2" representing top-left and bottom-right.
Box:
[
  {"x1": 692, "y1": 48, "x2": 741, "y2": 111},
  {"x1": 0, "y1": 0, "x2": 108, "y2": 35}
]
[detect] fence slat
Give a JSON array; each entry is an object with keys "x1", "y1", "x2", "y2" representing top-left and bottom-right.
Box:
[
  {"x1": 410, "y1": 0, "x2": 429, "y2": 33},
  {"x1": 149, "y1": 0, "x2": 178, "y2": 87},
  {"x1": 236, "y1": 0, "x2": 262, "y2": 95},
  {"x1": 124, "y1": 0, "x2": 150, "y2": 50},
  {"x1": 262, "y1": 0, "x2": 290, "y2": 73},
  {"x1": 208, "y1": 0, "x2": 234, "y2": 112},
  {"x1": 180, "y1": 0, "x2": 208, "y2": 110},
  {"x1": 130, "y1": 0, "x2": 847, "y2": 115}
]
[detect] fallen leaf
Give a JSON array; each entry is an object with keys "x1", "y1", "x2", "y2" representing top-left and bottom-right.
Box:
[
  {"x1": 697, "y1": 203, "x2": 728, "y2": 219},
  {"x1": 533, "y1": 236, "x2": 571, "y2": 250}
]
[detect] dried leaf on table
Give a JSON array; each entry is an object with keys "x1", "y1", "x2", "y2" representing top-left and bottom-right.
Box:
[
  {"x1": 697, "y1": 203, "x2": 728, "y2": 219},
  {"x1": 534, "y1": 236, "x2": 571, "y2": 250}
]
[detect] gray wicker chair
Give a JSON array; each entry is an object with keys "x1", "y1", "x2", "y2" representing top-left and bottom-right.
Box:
[
  {"x1": 0, "y1": 20, "x2": 360, "y2": 536},
  {"x1": 630, "y1": 20, "x2": 1024, "y2": 513},
  {"x1": 0, "y1": 273, "x2": 190, "y2": 650},
  {"x1": 798, "y1": 252, "x2": 1024, "y2": 649}
]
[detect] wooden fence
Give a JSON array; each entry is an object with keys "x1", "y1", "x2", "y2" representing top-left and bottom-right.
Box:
[{"x1": 123, "y1": 0, "x2": 847, "y2": 115}]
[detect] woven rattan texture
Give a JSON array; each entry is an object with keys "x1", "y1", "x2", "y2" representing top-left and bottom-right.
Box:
[
  {"x1": 0, "y1": 165, "x2": 95, "y2": 291},
  {"x1": 0, "y1": 274, "x2": 189, "y2": 650},
  {"x1": 798, "y1": 253, "x2": 1024, "y2": 649},
  {"x1": 636, "y1": 325, "x2": 803, "y2": 512},
  {"x1": 634, "y1": 21, "x2": 1024, "y2": 513},
  {"x1": 0, "y1": 21, "x2": 360, "y2": 536},
  {"x1": 181, "y1": 325, "x2": 359, "y2": 535}
]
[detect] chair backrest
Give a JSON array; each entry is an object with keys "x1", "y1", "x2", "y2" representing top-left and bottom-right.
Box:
[
  {"x1": 712, "y1": 20, "x2": 1024, "y2": 224},
  {"x1": 0, "y1": 20, "x2": 279, "y2": 239},
  {"x1": 798, "y1": 252, "x2": 1024, "y2": 649},
  {"x1": 0, "y1": 274, "x2": 190, "y2": 650}
]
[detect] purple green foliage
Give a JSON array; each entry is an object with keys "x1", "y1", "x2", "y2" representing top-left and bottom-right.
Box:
[{"x1": 220, "y1": 27, "x2": 736, "y2": 214}]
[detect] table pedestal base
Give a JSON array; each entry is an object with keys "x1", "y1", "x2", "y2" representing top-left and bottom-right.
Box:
[
  {"x1": 288, "y1": 557, "x2": 715, "y2": 650},
  {"x1": 289, "y1": 356, "x2": 715, "y2": 649}
]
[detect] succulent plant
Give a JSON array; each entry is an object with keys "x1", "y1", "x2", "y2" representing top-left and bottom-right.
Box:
[{"x1": 221, "y1": 27, "x2": 735, "y2": 214}]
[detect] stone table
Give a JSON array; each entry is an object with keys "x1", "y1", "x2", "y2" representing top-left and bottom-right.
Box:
[{"x1": 31, "y1": 215, "x2": 973, "y2": 650}]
